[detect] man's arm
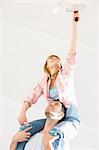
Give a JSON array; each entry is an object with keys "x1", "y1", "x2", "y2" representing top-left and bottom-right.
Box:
[
  {"x1": 42, "y1": 132, "x2": 59, "y2": 150},
  {"x1": 67, "y1": 12, "x2": 79, "y2": 55},
  {"x1": 10, "y1": 140, "x2": 17, "y2": 150}
]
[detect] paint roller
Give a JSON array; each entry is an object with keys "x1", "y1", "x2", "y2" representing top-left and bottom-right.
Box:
[{"x1": 58, "y1": 0, "x2": 86, "y2": 21}]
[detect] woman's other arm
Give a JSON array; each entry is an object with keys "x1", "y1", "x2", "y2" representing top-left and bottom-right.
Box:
[{"x1": 18, "y1": 80, "x2": 44, "y2": 125}]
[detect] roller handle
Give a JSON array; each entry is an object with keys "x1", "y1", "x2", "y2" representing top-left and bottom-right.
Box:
[{"x1": 74, "y1": 11, "x2": 79, "y2": 22}]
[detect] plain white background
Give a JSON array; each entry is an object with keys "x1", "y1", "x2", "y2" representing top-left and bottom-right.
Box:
[{"x1": 0, "y1": 0, "x2": 99, "y2": 150}]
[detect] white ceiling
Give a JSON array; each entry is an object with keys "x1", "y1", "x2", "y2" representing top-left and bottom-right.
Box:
[{"x1": 0, "y1": 0, "x2": 98, "y2": 47}]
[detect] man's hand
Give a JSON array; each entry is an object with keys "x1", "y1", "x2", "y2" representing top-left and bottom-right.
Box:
[
  {"x1": 42, "y1": 132, "x2": 59, "y2": 150},
  {"x1": 10, "y1": 127, "x2": 32, "y2": 150},
  {"x1": 12, "y1": 126, "x2": 32, "y2": 143}
]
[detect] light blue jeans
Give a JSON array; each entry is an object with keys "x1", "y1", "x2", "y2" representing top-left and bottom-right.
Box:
[{"x1": 16, "y1": 104, "x2": 80, "y2": 150}]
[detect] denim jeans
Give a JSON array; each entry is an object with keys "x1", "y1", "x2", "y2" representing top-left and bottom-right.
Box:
[{"x1": 16, "y1": 104, "x2": 80, "y2": 150}]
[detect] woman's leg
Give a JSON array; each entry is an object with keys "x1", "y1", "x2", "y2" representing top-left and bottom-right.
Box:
[{"x1": 16, "y1": 118, "x2": 46, "y2": 150}]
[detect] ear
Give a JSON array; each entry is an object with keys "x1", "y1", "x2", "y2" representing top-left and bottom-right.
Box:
[
  {"x1": 58, "y1": 112, "x2": 64, "y2": 120},
  {"x1": 60, "y1": 64, "x2": 63, "y2": 69}
]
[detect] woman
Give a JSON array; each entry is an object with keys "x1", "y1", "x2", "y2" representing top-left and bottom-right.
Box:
[{"x1": 17, "y1": 12, "x2": 80, "y2": 150}]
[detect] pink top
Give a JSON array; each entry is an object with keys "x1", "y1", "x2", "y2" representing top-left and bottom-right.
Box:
[{"x1": 24, "y1": 52, "x2": 78, "y2": 108}]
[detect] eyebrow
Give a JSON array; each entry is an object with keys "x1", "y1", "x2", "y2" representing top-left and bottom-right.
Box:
[
  {"x1": 48, "y1": 56, "x2": 56, "y2": 59},
  {"x1": 54, "y1": 101, "x2": 61, "y2": 105}
]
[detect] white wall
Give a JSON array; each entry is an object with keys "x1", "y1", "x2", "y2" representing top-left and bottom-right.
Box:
[{"x1": 0, "y1": 1, "x2": 98, "y2": 150}]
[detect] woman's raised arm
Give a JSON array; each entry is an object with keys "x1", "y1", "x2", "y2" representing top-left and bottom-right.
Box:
[{"x1": 67, "y1": 11, "x2": 79, "y2": 55}]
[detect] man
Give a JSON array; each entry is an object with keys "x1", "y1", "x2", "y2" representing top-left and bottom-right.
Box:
[{"x1": 10, "y1": 101, "x2": 76, "y2": 150}]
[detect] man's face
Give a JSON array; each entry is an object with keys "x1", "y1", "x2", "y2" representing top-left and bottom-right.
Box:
[{"x1": 45, "y1": 101, "x2": 64, "y2": 120}]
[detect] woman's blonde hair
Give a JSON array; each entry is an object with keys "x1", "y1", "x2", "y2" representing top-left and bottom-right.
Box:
[{"x1": 44, "y1": 55, "x2": 62, "y2": 75}]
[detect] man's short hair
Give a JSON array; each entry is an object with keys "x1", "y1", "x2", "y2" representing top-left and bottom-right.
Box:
[{"x1": 54, "y1": 99, "x2": 66, "y2": 113}]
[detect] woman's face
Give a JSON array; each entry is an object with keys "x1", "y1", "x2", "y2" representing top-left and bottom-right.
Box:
[{"x1": 47, "y1": 55, "x2": 61, "y2": 69}]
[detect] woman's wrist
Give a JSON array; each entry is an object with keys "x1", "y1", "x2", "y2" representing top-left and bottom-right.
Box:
[
  {"x1": 72, "y1": 20, "x2": 78, "y2": 26},
  {"x1": 21, "y1": 101, "x2": 30, "y2": 112}
]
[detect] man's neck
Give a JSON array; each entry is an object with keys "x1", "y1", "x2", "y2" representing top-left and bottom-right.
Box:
[{"x1": 42, "y1": 119, "x2": 59, "y2": 133}]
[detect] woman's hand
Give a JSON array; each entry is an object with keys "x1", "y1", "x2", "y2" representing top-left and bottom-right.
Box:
[
  {"x1": 17, "y1": 101, "x2": 30, "y2": 125},
  {"x1": 73, "y1": 11, "x2": 80, "y2": 22}
]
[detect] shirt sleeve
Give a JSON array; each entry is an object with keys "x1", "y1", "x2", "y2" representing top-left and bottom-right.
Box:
[
  {"x1": 24, "y1": 79, "x2": 44, "y2": 106},
  {"x1": 49, "y1": 121, "x2": 78, "y2": 141},
  {"x1": 62, "y1": 52, "x2": 77, "y2": 76}
]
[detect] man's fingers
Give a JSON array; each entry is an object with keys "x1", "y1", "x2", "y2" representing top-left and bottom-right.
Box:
[
  {"x1": 54, "y1": 135, "x2": 59, "y2": 140},
  {"x1": 26, "y1": 132, "x2": 31, "y2": 136},
  {"x1": 50, "y1": 135, "x2": 59, "y2": 143},
  {"x1": 26, "y1": 135, "x2": 31, "y2": 139},
  {"x1": 24, "y1": 139, "x2": 29, "y2": 141},
  {"x1": 25, "y1": 132, "x2": 31, "y2": 138},
  {"x1": 24, "y1": 126, "x2": 32, "y2": 132}
]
